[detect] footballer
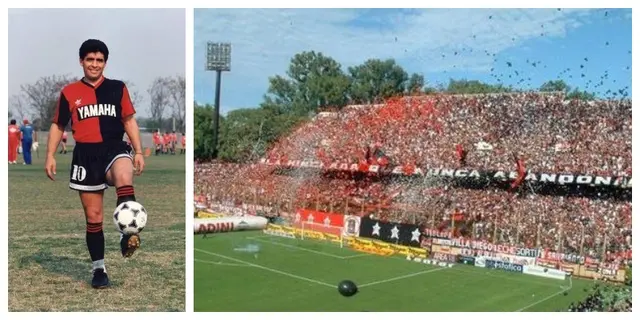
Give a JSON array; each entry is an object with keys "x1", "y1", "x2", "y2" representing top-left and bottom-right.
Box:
[{"x1": 45, "y1": 39, "x2": 146, "y2": 289}]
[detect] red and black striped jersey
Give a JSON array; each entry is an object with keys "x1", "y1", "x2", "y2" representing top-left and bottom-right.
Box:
[{"x1": 52, "y1": 77, "x2": 136, "y2": 143}]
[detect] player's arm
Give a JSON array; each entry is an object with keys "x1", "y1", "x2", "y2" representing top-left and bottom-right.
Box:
[
  {"x1": 121, "y1": 82, "x2": 144, "y2": 174},
  {"x1": 121, "y1": 83, "x2": 141, "y2": 153},
  {"x1": 45, "y1": 92, "x2": 71, "y2": 180},
  {"x1": 47, "y1": 123, "x2": 65, "y2": 156},
  {"x1": 123, "y1": 116, "x2": 143, "y2": 154}
]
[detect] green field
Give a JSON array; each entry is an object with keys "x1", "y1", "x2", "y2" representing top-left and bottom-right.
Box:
[
  {"x1": 195, "y1": 230, "x2": 595, "y2": 312},
  {"x1": 8, "y1": 150, "x2": 185, "y2": 311}
]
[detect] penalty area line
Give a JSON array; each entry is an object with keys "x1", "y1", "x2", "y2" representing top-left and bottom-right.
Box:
[
  {"x1": 194, "y1": 258, "x2": 253, "y2": 267},
  {"x1": 195, "y1": 248, "x2": 335, "y2": 288},
  {"x1": 247, "y1": 236, "x2": 361, "y2": 260},
  {"x1": 359, "y1": 267, "x2": 447, "y2": 288}
]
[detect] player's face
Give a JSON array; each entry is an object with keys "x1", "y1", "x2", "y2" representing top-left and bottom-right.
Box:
[{"x1": 80, "y1": 52, "x2": 106, "y2": 81}]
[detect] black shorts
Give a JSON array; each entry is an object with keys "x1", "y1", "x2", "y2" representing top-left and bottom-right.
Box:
[
  {"x1": 62, "y1": 138, "x2": 67, "y2": 143},
  {"x1": 69, "y1": 141, "x2": 133, "y2": 192}
]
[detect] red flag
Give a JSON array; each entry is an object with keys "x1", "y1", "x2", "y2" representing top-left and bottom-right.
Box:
[
  {"x1": 510, "y1": 157, "x2": 526, "y2": 190},
  {"x1": 456, "y1": 144, "x2": 467, "y2": 166},
  {"x1": 403, "y1": 163, "x2": 415, "y2": 175},
  {"x1": 358, "y1": 160, "x2": 370, "y2": 172}
]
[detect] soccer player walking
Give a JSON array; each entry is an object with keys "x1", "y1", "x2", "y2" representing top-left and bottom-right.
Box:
[
  {"x1": 20, "y1": 119, "x2": 36, "y2": 165},
  {"x1": 44, "y1": 39, "x2": 146, "y2": 289},
  {"x1": 8, "y1": 120, "x2": 20, "y2": 164}
]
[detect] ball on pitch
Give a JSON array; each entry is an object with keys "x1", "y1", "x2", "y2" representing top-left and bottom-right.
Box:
[
  {"x1": 113, "y1": 201, "x2": 147, "y2": 235},
  {"x1": 338, "y1": 280, "x2": 358, "y2": 297}
]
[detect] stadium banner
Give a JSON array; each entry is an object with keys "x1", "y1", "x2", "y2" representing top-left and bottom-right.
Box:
[
  {"x1": 538, "y1": 248, "x2": 606, "y2": 266},
  {"x1": 410, "y1": 247, "x2": 428, "y2": 256},
  {"x1": 420, "y1": 237, "x2": 432, "y2": 249},
  {"x1": 196, "y1": 210, "x2": 225, "y2": 219},
  {"x1": 585, "y1": 263, "x2": 599, "y2": 272},
  {"x1": 259, "y1": 158, "x2": 631, "y2": 189},
  {"x1": 485, "y1": 259, "x2": 524, "y2": 273},
  {"x1": 301, "y1": 222, "x2": 343, "y2": 236},
  {"x1": 458, "y1": 255, "x2": 476, "y2": 266},
  {"x1": 358, "y1": 216, "x2": 422, "y2": 247},
  {"x1": 194, "y1": 216, "x2": 268, "y2": 234},
  {"x1": 343, "y1": 215, "x2": 361, "y2": 237},
  {"x1": 263, "y1": 228, "x2": 296, "y2": 239},
  {"x1": 522, "y1": 265, "x2": 566, "y2": 280},
  {"x1": 494, "y1": 253, "x2": 536, "y2": 266},
  {"x1": 458, "y1": 247, "x2": 499, "y2": 259},
  {"x1": 431, "y1": 237, "x2": 538, "y2": 258},
  {"x1": 474, "y1": 256, "x2": 487, "y2": 268},
  {"x1": 207, "y1": 203, "x2": 248, "y2": 216},
  {"x1": 422, "y1": 228, "x2": 452, "y2": 239},
  {"x1": 293, "y1": 209, "x2": 344, "y2": 227},
  {"x1": 373, "y1": 241, "x2": 392, "y2": 249},
  {"x1": 431, "y1": 244, "x2": 461, "y2": 255},
  {"x1": 430, "y1": 251, "x2": 457, "y2": 263}
]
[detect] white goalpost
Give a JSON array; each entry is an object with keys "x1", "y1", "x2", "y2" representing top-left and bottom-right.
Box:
[{"x1": 300, "y1": 221, "x2": 345, "y2": 248}]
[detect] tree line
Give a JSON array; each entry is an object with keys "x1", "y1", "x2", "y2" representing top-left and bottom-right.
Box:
[
  {"x1": 8, "y1": 74, "x2": 186, "y2": 133},
  {"x1": 195, "y1": 50, "x2": 598, "y2": 162}
]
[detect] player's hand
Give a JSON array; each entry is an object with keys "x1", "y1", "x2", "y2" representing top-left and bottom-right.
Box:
[
  {"x1": 134, "y1": 153, "x2": 145, "y2": 175},
  {"x1": 45, "y1": 155, "x2": 56, "y2": 181}
]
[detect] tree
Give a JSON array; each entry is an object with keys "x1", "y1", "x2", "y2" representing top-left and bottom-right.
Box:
[
  {"x1": 540, "y1": 80, "x2": 594, "y2": 100},
  {"x1": 446, "y1": 79, "x2": 512, "y2": 94},
  {"x1": 539, "y1": 80, "x2": 570, "y2": 93},
  {"x1": 265, "y1": 51, "x2": 350, "y2": 115},
  {"x1": 407, "y1": 73, "x2": 425, "y2": 93},
  {"x1": 20, "y1": 74, "x2": 76, "y2": 129},
  {"x1": 167, "y1": 75, "x2": 186, "y2": 132},
  {"x1": 348, "y1": 58, "x2": 408, "y2": 104},
  {"x1": 147, "y1": 76, "x2": 171, "y2": 130},
  {"x1": 123, "y1": 81, "x2": 143, "y2": 111},
  {"x1": 566, "y1": 88, "x2": 596, "y2": 101},
  {"x1": 8, "y1": 94, "x2": 31, "y2": 122},
  {"x1": 423, "y1": 86, "x2": 439, "y2": 95},
  {"x1": 217, "y1": 108, "x2": 272, "y2": 162},
  {"x1": 194, "y1": 103, "x2": 217, "y2": 160}
]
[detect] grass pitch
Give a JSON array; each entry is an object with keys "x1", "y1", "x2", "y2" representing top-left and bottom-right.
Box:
[
  {"x1": 8, "y1": 151, "x2": 185, "y2": 311},
  {"x1": 195, "y1": 230, "x2": 595, "y2": 312}
]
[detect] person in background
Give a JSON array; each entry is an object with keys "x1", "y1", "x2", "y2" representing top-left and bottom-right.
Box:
[
  {"x1": 180, "y1": 132, "x2": 186, "y2": 155},
  {"x1": 171, "y1": 130, "x2": 177, "y2": 155},
  {"x1": 59, "y1": 130, "x2": 68, "y2": 154},
  {"x1": 20, "y1": 119, "x2": 37, "y2": 165},
  {"x1": 8, "y1": 119, "x2": 21, "y2": 164},
  {"x1": 163, "y1": 131, "x2": 170, "y2": 154}
]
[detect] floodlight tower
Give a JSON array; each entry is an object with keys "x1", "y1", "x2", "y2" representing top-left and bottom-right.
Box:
[{"x1": 205, "y1": 42, "x2": 231, "y2": 159}]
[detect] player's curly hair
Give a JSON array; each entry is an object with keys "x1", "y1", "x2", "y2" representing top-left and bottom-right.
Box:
[{"x1": 79, "y1": 39, "x2": 109, "y2": 62}]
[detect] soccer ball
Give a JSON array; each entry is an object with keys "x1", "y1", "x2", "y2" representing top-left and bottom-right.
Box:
[
  {"x1": 113, "y1": 201, "x2": 147, "y2": 235},
  {"x1": 337, "y1": 280, "x2": 358, "y2": 297}
]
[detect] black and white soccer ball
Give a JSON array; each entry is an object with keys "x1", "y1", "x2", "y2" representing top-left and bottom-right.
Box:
[{"x1": 113, "y1": 201, "x2": 147, "y2": 235}]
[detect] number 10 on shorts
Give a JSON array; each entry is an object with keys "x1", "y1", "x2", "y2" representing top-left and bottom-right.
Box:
[{"x1": 71, "y1": 165, "x2": 87, "y2": 182}]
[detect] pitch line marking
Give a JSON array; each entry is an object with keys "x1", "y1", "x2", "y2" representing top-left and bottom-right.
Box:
[
  {"x1": 515, "y1": 276, "x2": 573, "y2": 312},
  {"x1": 359, "y1": 267, "x2": 447, "y2": 288},
  {"x1": 194, "y1": 258, "x2": 253, "y2": 267},
  {"x1": 246, "y1": 236, "x2": 365, "y2": 259},
  {"x1": 195, "y1": 248, "x2": 335, "y2": 288}
]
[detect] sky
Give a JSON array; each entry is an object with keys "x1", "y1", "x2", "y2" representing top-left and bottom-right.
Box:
[
  {"x1": 8, "y1": 8, "x2": 185, "y2": 118},
  {"x1": 194, "y1": 8, "x2": 632, "y2": 114}
]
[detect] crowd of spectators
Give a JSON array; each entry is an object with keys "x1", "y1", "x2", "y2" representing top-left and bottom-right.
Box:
[
  {"x1": 567, "y1": 284, "x2": 631, "y2": 312},
  {"x1": 195, "y1": 92, "x2": 631, "y2": 267},
  {"x1": 265, "y1": 93, "x2": 631, "y2": 177}
]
